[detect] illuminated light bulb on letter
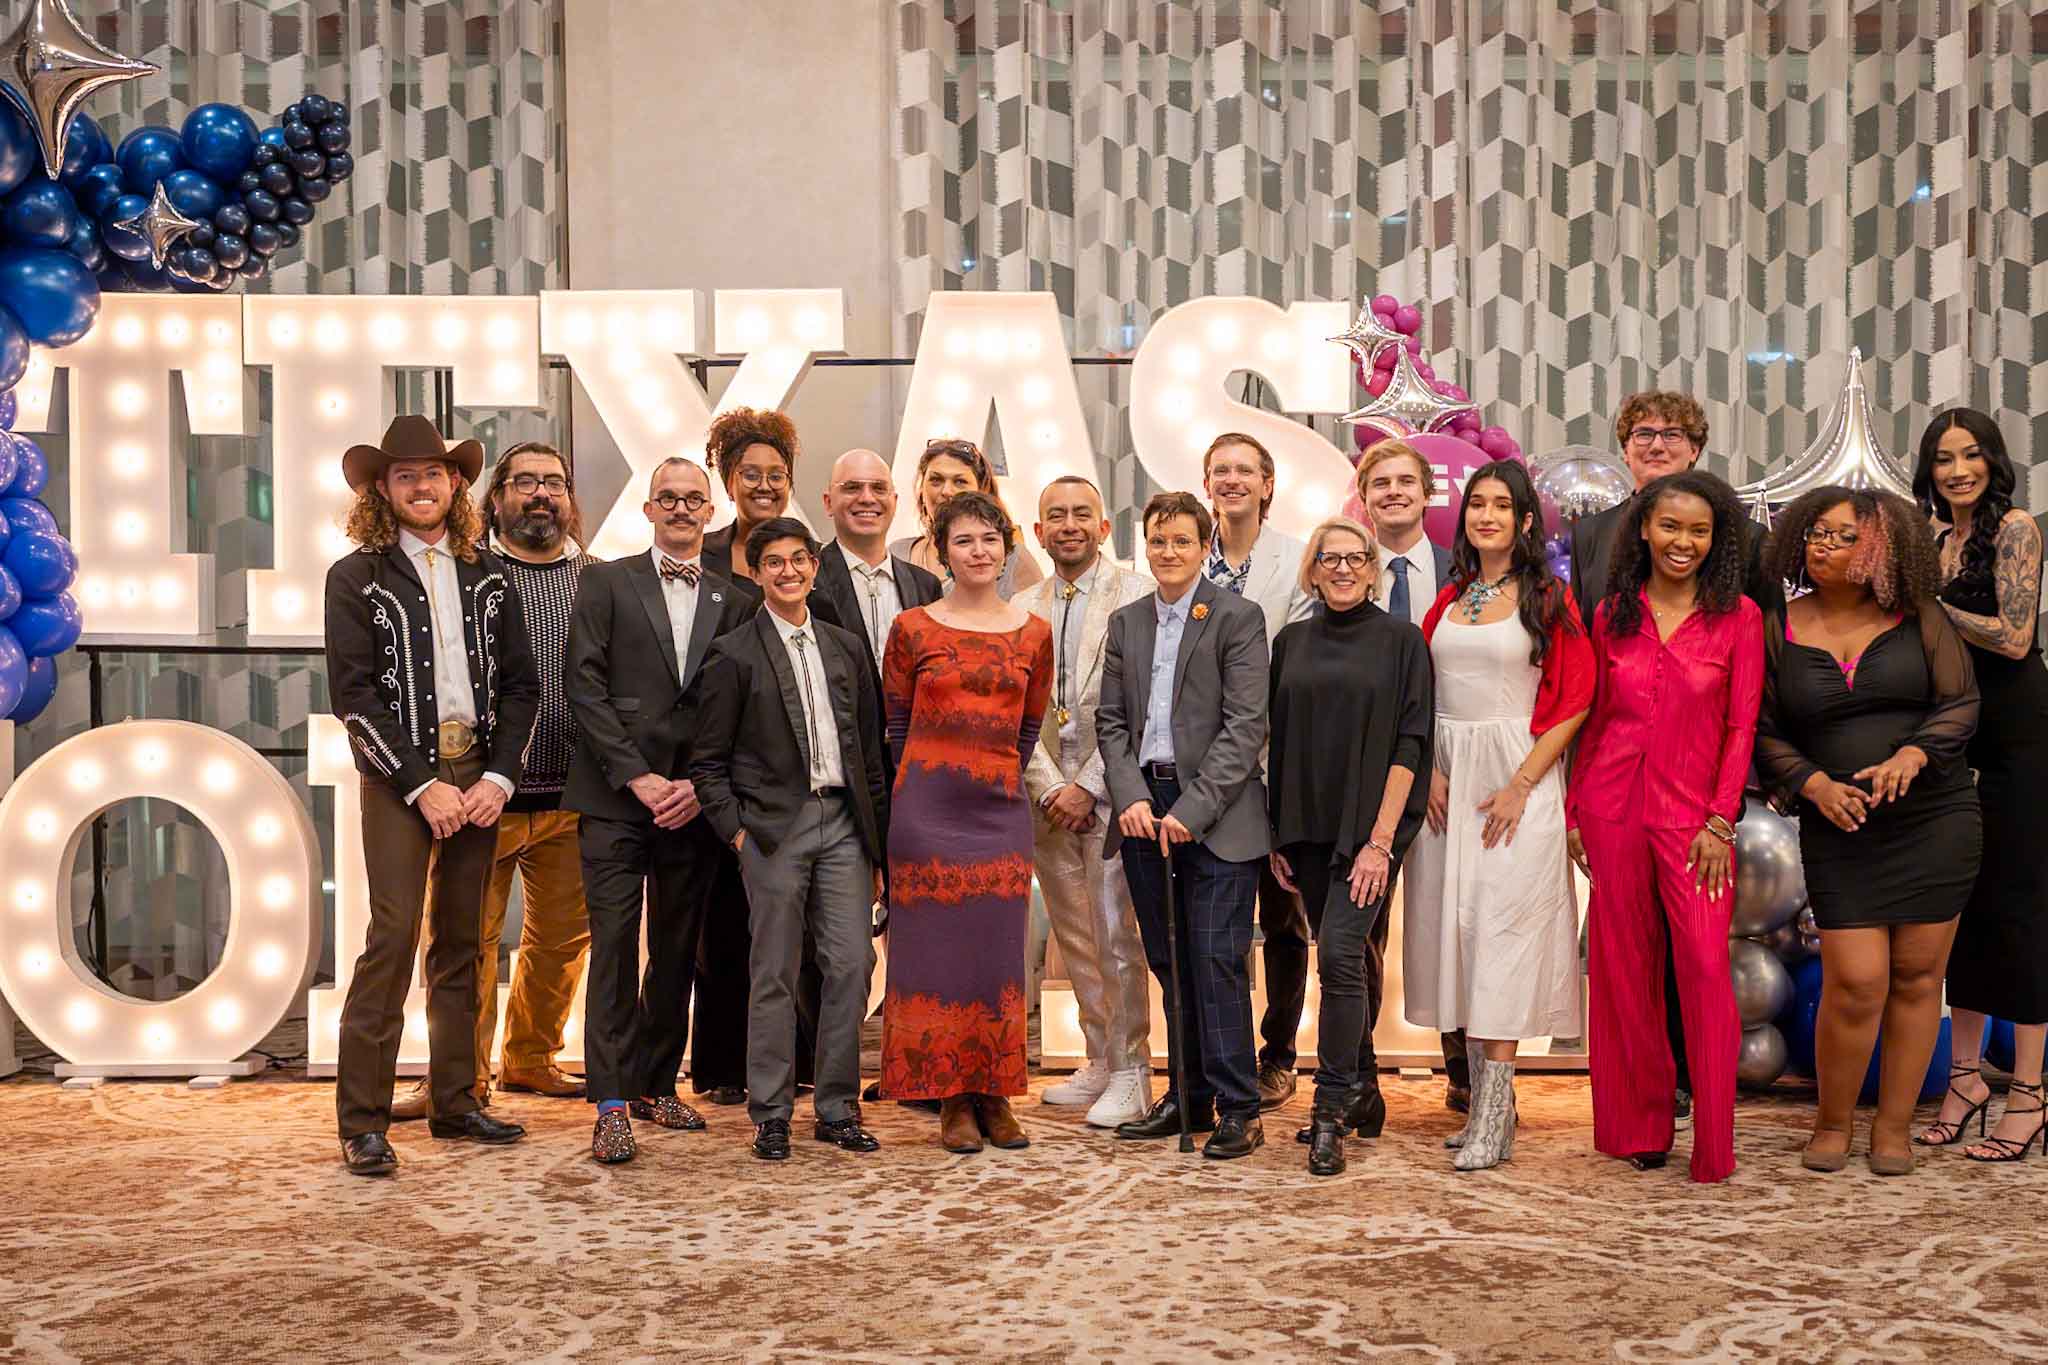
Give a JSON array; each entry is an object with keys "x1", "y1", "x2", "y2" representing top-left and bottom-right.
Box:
[
  {"x1": 250, "y1": 814, "x2": 282, "y2": 846},
  {"x1": 26, "y1": 809, "x2": 58, "y2": 842},
  {"x1": 370, "y1": 314, "x2": 407, "y2": 348},
  {"x1": 110, "y1": 382, "x2": 145, "y2": 418},
  {"x1": 68, "y1": 761, "x2": 102, "y2": 792},
  {"x1": 160, "y1": 316, "x2": 191, "y2": 346},
  {"x1": 252, "y1": 944, "x2": 286, "y2": 978},
  {"x1": 143, "y1": 1022, "x2": 174, "y2": 1052},
  {"x1": 209, "y1": 999, "x2": 242, "y2": 1031},
  {"x1": 21, "y1": 950, "x2": 50, "y2": 977},
  {"x1": 432, "y1": 315, "x2": 468, "y2": 347},
  {"x1": 485, "y1": 316, "x2": 521, "y2": 349},
  {"x1": 201, "y1": 760, "x2": 236, "y2": 794},
  {"x1": 261, "y1": 875, "x2": 295, "y2": 909},
  {"x1": 66, "y1": 999, "x2": 99, "y2": 1032},
  {"x1": 112, "y1": 316, "x2": 144, "y2": 347}
]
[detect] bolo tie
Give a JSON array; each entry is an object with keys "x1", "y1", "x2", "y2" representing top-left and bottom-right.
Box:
[{"x1": 1056, "y1": 580, "x2": 1077, "y2": 726}]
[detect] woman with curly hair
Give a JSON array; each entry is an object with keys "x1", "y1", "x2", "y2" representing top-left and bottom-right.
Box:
[
  {"x1": 1406, "y1": 459, "x2": 1595, "y2": 1171},
  {"x1": 1911, "y1": 410, "x2": 2048, "y2": 1163},
  {"x1": 1755, "y1": 486, "x2": 1981, "y2": 1175},
  {"x1": 888, "y1": 437, "x2": 1045, "y2": 597},
  {"x1": 1566, "y1": 470, "x2": 1762, "y2": 1182},
  {"x1": 702, "y1": 406, "x2": 800, "y2": 581}
]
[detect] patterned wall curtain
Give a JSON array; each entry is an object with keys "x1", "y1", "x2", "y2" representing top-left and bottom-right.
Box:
[
  {"x1": 893, "y1": 0, "x2": 2041, "y2": 498},
  {"x1": 7, "y1": 0, "x2": 568, "y2": 1003}
]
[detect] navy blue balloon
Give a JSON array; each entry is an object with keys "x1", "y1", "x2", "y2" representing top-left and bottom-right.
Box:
[
  {"x1": 258, "y1": 161, "x2": 294, "y2": 196},
  {"x1": 2, "y1": 181, "x2": 77, "y2": 248},
  {"x1": 316, "y1": 121, "x2": 350, "y2": 153},
  {"x1": 0, "y1": 624, "x2": 24, "y2": 715},
  {"x1": 10, "y1": 591, "x2": 80, "y2": 658},
  {"x1": 0, "y1": 102, "x2": 38, "y2": 197},
  {"x1": 273, "y1": 220, "x2": 300, "y2": 250},
  {"x1": 241, "y1": 189, "x2": 279, "y2": 223},
  {"x1": 122, "y1": 256, "x2": 166, "y2": 290},
  {"x1": 0, "y1": 423, "x2": 14, "y2": 484},
  {"x1": 1, "y1": 496, "x2": 55, "y2": 537},
  {"x1": 212, "y1": 202, "x2": 249, "y2": 237},
  {"x1": 237, "y1": 256, "x2": 267, "y2": 281},
  {"x1": 0, "y1": 562, "x2": 19, "y2": 622},
  {"x1": 212, "y1": 233, "x2": 248, "y2": 269},
  {"x1": 168, "y1": 269, "x2": 214, "y2": 295},
  {"x1": 259, "y1": 126, "x2": 287, "y2": 151},
  {"x1": 8, "y1": 652, "x2": 55, "y2": 722},
  {"x1": 98, "y1": 193, "x2": 150, "y2": 260},
  {"x1": 298, "y1": 95, "x2": 332, "y2": 124},
  {"x1": 251, "y1": 144, "x2": 278, "y2": 170},
  {"x1": 163, "y1": 168, "x2": 224, "y2": 221},
  {"x1": 62, "y1": 221, "x2": 103, "y2": 274},
  {"x1": 0, "y1": 305, "x2": 28, "y2": 390},
  {"x1": 247, "y1": 221, "x2": 280, "y2": 256},
  {"x1": 0, "y1": 388, "x2": 12, "y2": 430},
  {"x1": 283, "y1": 121, "x2": 315, "y2": 151},
  {"x1": 5, "y1": 526, "x2": 75, "y2": 596},
  {"x1": 289, "y1": 148, "x2": 325, "y2": 178},
  {"x1": 187, "y1": 222, "x2": 215, "y2": 249},
  {"x1": 116, "y1": 125, "x2": 184, "y2": 194},
  {"x1": 179, "y1": 103, "x2": 260, "y2": 180},
  {"x1": 298, "y1": 176, "x2": 331, "y2": 205},
  {"x1": 171, "y1": 245, "x2": 212, "y2": 278},
  {"x1": 280, "y1": 196, "x2": 314, "y2": 226},
  {"x1": 59, "y1": 114, "x2": 113, "y2": 186},
  {"x1": 0, "y1": 248, "x2": 99, "y2": 346},
  {"x1": 234, "y1": 169, "x2": 262, "y2": 195},
  {"x1": 94, "y1": 265, "x2": 130, "y2": 293},
  {"x1": 77, "y1": 162, "x2": 124, "y2": 217},
  {"x1": 324, "y1": 151, "x2": 354, "y2": 183}
]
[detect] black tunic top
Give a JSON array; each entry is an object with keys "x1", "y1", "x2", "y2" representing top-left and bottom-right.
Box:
[{"x1": 1267, "y1": 599, "x2": 1434, "y2": 860}]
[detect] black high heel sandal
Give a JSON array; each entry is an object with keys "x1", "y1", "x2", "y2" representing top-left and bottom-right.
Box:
[
  {"x1": 1915, "y1": 1062, "x2": 1991, "y2": 1146},
  {"x1": 1964, "y1": 1081, "x2": 2046, "y2": 1164}
]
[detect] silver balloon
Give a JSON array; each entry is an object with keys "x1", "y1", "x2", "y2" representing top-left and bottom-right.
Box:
[
  {"x1": 1531, "y1": 450, "x2": 1634, "y2": 524},
  {"x1": 0, "y1": 0, "x2": 157, "y2": 180},
  {"x1": 1734, "y1": 348, "x2": 1915, "y2": 510},
  {"x1": 1761, "y1": 921, "x2": 1811, "y2": 962},
  {"x1": 1729, "y1": 806, "x2": 1806, "y2": 937},
  {"x1": 1795, "y1": 903, "x2": 1821, "y2": 954},
  {"x1": 1729, "y1": 938, "x2": 1793, "y2": 1028},
  {"x1": 114, "y1": 180, "x2": 204, "y2": 269},
  {"x1": 1736, "y1": 1023, "x2": 1789, "y2": 1090},
  {"x1": 1341, "y1": 341, "x2": 1478, "y2": 433}
]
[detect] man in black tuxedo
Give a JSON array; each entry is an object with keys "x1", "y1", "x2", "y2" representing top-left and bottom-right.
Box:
[
  {"x1": 691, "y1": 517, "x2": 891, "y2": 1161},
  {"x1": 563, "y1": 456, "x2": 755, "y2": 1165},
  {"x1": 807, "y1": 448, "x2": 944, "y2": 679},
  {"x1": 1566, "y1": 392, "x2": 1783, "y2": 1129}
]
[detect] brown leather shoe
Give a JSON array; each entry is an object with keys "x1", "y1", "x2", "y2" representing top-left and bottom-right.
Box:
[
  {"x1": 939, "y1": 1095, "x2": 984, "y2": 1154},
  {"x1": 1257, "y1": 1061, "x2": 1297, "y2": 1112},
  {"x1": 389, "y1": 1079, "x2": 430, "y2": 1122},
  {"x1": 972, "y1": 1093, "x2": 1031, "y2": 1150},
  {"x1": 499, "y1": 1064, "x2": 586, "y2": 1098}
]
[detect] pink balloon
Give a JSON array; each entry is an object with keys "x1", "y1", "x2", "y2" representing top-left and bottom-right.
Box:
[
  {"x1": 1450, "y1": 411, "x2": 1482, "y2": 433},
  {"x1": 1439, "y1": 383, "x2": 1468, "y2": 401},
  {"x1": 1371, "y1": 293, "x2": 1399, "y2": 316},
  {"x1": 1374, "y1": 346, "x2": 1398, "y2": 372},
  {"x1": 1415, "y1": 432, "x2": 1494, "y2": 549},
  {"x1": 1366, "y1": 371, "x2": 1389, "y2": 396},
  {"x1": 1404, "y1": 336, "x2": 1423, "y2": 355},
  {"x1": 1341, "y1": 488, "x2": 1371, "y2": 524},
  {"x1": 1414, "y1": 361, "x2": 1436, "y2": 382},
  {"x1": 1392, "y1": 305, "x2": 1423, "y2": 336},
  {"x1": 1480, "y1": 425, "x2": 1510, "y2": 443},
  {"x1": 1352, "y1": 415, "x2": 1416, "y2": 454},
  {"x1": 1478, "y1": 428, "x2": 1515, "y2": 458}
]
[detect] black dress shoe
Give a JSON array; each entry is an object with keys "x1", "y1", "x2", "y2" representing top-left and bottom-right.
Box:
[
  {"x1": 1628, "y1": 1151, "x2": 1669, "y2": 1171},
  {"x1": 1114, "y1": 1095, "x2": 1216, "y2": 1141},
  {"x1": 1256, "y1": 1061, "x2": 1297, "y2": 1112},
  {"x1": 753, "y1": 1118, "x2": 792, "y2": 1161},
  {"x1": 427, "y1": 1110, "x2": 526, "y2": 1145},
  {"x1": 1306, "y1": 1117, "x2": 1346, "y2": 1176},
  {"x1": 1203, "y1": 1114, "x2": 1265, "y2": 1160},
  {"x1": 862, "y1": 1081, "x2": 884, "y2": 1102},
  {"x1": 341, "y1": 1132, "x2": 398, "y2": 1175},
  {"x1": 814, "y1": 1115, "x2": 882, "y2": 1153},
  {"x1": 707, "y1": 1086, "x2": 747, "y2": 1107}
]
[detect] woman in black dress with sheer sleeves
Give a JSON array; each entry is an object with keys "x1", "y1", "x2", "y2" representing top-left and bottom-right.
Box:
[
  {"x1": 1912, "y1": 409, "x2": 2048, "y2": 1164},
  {"x1": 1754, "y1": 487, "x2": 1980, "y2": 1177}
]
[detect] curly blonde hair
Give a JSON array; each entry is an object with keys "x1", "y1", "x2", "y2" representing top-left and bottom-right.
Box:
[{"x1": 344, "y1": 476, "x2": 485, "y2": 562}]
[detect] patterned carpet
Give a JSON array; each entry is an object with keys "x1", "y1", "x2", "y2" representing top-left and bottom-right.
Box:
[{"x1": 5, "y1": 1062, "x2": 2047, "y2": 1364}]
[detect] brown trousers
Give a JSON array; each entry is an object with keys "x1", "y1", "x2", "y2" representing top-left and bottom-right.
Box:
[
  {"x1": 471, "y1": 808, "x2": 590, "y2": 1086},
  {"x1": 336, "y1": 752, "x2": 495, "y2": 1139}
]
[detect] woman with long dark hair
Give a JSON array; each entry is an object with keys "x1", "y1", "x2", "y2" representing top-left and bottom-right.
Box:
[
  {"x1": 1911, "y1": 409, "x2": 2048, "y2": 1163},
  {"x1": 1755, "y1": 487, "x2": 1980, "y2": 1175},
  {"x1": 888, "y1": 437, "x2": 1045, "y2": 597},
  {"x1": 1566, "y1": 471, "x2": 1761, "y2": 1181},
  {"x1": 1405, "y1": 459, "x2": 1594, "y2": 1171}
]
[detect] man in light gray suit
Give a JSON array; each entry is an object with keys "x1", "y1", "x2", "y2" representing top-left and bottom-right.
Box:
[{"x1": 1098, "y1": 491, "x2": 1272, "y2": 1160}]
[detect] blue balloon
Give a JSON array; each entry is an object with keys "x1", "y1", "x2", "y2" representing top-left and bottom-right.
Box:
[
  {"x1": 280, "y1": 196, "x2": 314, "y2": 226},
  {"x1": 10, "y1": 591, "x2": 78, "y2": 658},
  {"x1": 98, "y1": 189, "x2": 150, "y2": 252},
  {"x1": 1, "y1": 180, "x2": 78, "y2": 248},
  {"x1": 5, "y1": 433, "x2": 46, "y2": 496},
  {"x1": 1, "y1": 495, "x2": 56, "y2": 537},
  {"x1": 63, "y1": 216, "x2": 104, "y2": 273},
  {"x1": 212, "y1": 233, "x2": 248, "y2": 269},
  {"x1": 7, "y1": 529, "x2": 75, "y2": 596},
  {"x1": 123, "y1": 256, "x2": 167, "y2": 291},
  {"x1": 0, "y1": 247, "x2": 99, "y2": 345},
  {"x1": 298, "y1": 176, "x2": 332, "y2": 205},
  {"x1": 179, "y1": 103, "x2": 259, "y2": 181},
  {"x1": 8, "y1": 652, "x2": 55, "y2": 721},
  {"x1": 259, "y1": 126, "x2": 287, "y2": 151},
  {"x1": 0, "y1": 387, "x2": 12, "y2": 430},
  {"x1": 0, "y1": 561, "x2": 18, "y2": 620},
  {"x1": 247, "y1": 221, "x2": 280, "y2": 257},
  {"x1": 0, "y1": 305, "x2": 27, "y2": 390},
  {"x1": 283, "y1": 121, "x2": 315, "y2": 151},
  {"x1": 258, "y1": 161, "x2": 294, "y2": 197},
  {"x1": 1860, "y1": 1015, "x2": 1953, "y2": 1106},
  {"x1": 212, "y1": 202, "x2": 249, "y2": 237},
  {"x1": 289, "y1": 148, "x2": 325, "y2": 178},
  {"x1": 242, "y1": 189, "x2": 279, "y2": 223},
  {"x1": 163, "y1": 168, "x2": 224, "y2": 221},
  {"x1": 317, "y1": 121, "x2": 350, "y2": 154},
  {"x1": 0, "y1": 101, "x2": 37, "y2": 197},
  {"x1": 76, "y1": 161, "x2": 124, "y2": 217},
  {"x1": 237, "y1": 256, "x2": 267, "y2": 282},
  {"x1": 1780, "y1": 953, "x2": 1823, "y2": 1078},
  {"x1": 324, "y1": 151, "x2": 354, "y2": 184},
  {"x1": 116, "y1": 125, "x2": 184, "y2": 194},
  {"x1": 59, "y1": 113, "x2": 113, "y2": 186},
  {"x1": 0, "y1": 623, "x2": 24, "y2": 715},
  {"x1": 168, "y1": 269, "x2": 215, "y2": 295},
  {"x1": 0, "y1": 504, "x2": 9, "y2": 555},
  {"x1": 94, "y1": 265, "x2": 130, "y2": 294},
  {"x1": 1984, "y1": 1017, "x2": 2017, "y2": 1072},
  {"x1": 273, "y1": 220, "x2": 300, "y2": 250}
]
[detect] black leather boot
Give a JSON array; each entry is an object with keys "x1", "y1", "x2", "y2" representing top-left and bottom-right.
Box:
[{"x1": 1307, "y1": 1112, "x2": 1347, "y2": 1176}]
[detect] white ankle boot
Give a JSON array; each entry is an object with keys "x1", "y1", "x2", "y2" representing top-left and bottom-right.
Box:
[
  {"x1": 1454, "y1": 1056, "x2": 1517, "y2": 1171},
  {"x1": 1085, "y1": 1066, "x2": 1153, "y2": 1127},
  {"x1": 1043, "y1": 1059, "x2": 1113, "y2": 1106}
]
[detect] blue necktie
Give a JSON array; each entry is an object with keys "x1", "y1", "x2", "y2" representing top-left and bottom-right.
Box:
[{"x1": 1388, "y1": 555, "x2": 1411, "y2": 622}]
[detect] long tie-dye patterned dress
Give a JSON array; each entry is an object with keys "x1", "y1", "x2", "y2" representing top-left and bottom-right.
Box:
[{"x1": 879, "y1": 607, "x2": 1055, "y2": 1099}]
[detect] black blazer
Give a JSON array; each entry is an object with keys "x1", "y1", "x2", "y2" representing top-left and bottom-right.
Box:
[
  {"x1": 688, "y1": 610, "x2": 889, "y2": 864},
  {"x1": 562, "y1": 551, "x2": 756, "y2": 823},
  {"x1": 324, "y1": 543, "x2": 539, "y2": 793},
  {"x1": 806, "y1": 541, "x2": 943, "y2": 680},
  {"x1": 1569, "y1": 493, "x2": 1783, "y2": 626},
  {"x1": 701, "y1": 523, "x2": 738, "y2": 583}
]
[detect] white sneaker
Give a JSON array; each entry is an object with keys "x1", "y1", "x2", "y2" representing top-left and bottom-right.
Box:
[
  {"x1": 1042, "y1": 1060, "x2": 1113, "y2": 1106},
  {"x1": 1085, "y1": 1066, "x2": 1153, "y2": 1127}
]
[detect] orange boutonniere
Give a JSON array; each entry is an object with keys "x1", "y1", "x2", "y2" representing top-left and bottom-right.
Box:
[{"x1": 1191, "y1": 603, "x2": 1210, "y2": 621}]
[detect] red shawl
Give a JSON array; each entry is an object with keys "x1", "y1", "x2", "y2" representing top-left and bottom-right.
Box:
[{"x1": 1421, "y1": 579, "x2": 1595, "y2": 737}]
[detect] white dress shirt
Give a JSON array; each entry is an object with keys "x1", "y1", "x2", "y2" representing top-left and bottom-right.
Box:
[
  {"x1": 1050, "y1": 558, "x2": 1100, "y2": 743},
  {"x1": 835, "y1": 540, "x2": 902, "y2": 664},
  {"x1": 1138, "y1": 591, "x2": 1192, "y2": 766},
  {"x1": 1375, "y1": 534, "x2": 1438, "y2": 627},
  {"x1": 766, "y1": 606, "x2": 845, "y2": 791},
  {"x1": 649, "y1": 544, "x2": 701, "y2": 681},
  {"x1": 398, "y1": 529, "x2": 511, "y2": 803}
]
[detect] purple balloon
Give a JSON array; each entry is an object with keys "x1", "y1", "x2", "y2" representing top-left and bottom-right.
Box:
[
  {"x1": 5, "y1": 433, "x2": 44, "y2": 496},
  {"x1": 0, "y1": 387, "x2": 14, "y2": 429},
  {"x1": 0, "y1": 561, "x2": 17, "y2": 620},
  {"x1": 1370, "y1": 293, "x2": 1399, "y2": 316},
  {"x1": 0, "y1": 622, "x2": 22, "y2": 715},
  {"x1": 1392, "y1": 304, "x2": 1423, "y2": 336}
]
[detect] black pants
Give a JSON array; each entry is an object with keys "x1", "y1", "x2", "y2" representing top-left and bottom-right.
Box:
[
  {"x1": 578, "y1": 813, "x2": 720, "y2": 1103},
  {"x1": 692, "y1": 849, "x2": 821, "y2": 1090},
  {"x1": 1666, "y1": 933, "x2": 1691, "y2": 1094},
  {"x1": 1255, "y1": 859, "x2": 1311, "y2": 1070},
  {"x1": 1288, "y1": 843, "x2": 1389, "y2": 1110}
]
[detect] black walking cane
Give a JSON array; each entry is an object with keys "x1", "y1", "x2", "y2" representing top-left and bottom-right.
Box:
[{"x1": 1159, "y1": 821, "x2": 1196, "y2": 1154}]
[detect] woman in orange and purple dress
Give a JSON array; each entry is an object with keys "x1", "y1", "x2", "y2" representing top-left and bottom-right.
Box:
[{"x1": 879, "y1": 490, "x2": 1056, "y2": 1154}]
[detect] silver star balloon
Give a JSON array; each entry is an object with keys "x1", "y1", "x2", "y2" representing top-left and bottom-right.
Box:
[
  {"x1": 0, "y1": 0, "x2": 158, "y2": 180},
  {"x1": 111, "y1": 180, "x2": 203, "y2": 268},
  {"x1": 1734, "y1": 348, "x2": 1914, "y2": 520},
  {"x1": 1328, "y1": 300, "x2": 1408, "y2": 367},
  {"x1": 1342, "y1": 339, "x2": 1478, "y2": 433}
]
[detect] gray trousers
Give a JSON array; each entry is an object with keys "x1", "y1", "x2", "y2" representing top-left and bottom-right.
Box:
[{"x1": 735, "y1": 791, "x2": 876, "y2": 1126}]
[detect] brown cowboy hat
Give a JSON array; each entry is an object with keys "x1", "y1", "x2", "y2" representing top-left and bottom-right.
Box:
[{"x1": 341, "y1": 415, "x2": 485, "y2": 492}]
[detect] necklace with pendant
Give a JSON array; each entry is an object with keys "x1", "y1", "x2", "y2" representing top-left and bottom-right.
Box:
[{"x1": 1460, "y1": 573, "x2": 1513, "y2": 623}]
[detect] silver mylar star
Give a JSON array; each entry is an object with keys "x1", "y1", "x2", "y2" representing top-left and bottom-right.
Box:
[
  {"x1": 1327, "y1": 300, "x2": 1408, "y2": 368},
  {"x1": 1734, "y1": 347, "x2": 1914, "y2": 519},
  {"x1": 111, "y1": 180, "x2": 203, "y2": 268},
  {"x1": 1342, "y1": 340, "x2": 1478, "y2": 433},
  {"x1": 0, "y1": 0, "x2": 158, "y2": 180}
]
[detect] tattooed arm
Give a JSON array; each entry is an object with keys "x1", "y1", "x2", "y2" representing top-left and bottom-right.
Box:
[{"x1": 1943, "y1": 512, "x2": 2041, "y2": 660}]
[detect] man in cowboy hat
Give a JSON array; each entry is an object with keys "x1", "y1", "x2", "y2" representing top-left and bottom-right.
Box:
[{"x1": 324, "y1": 414, "x2": 541, "y2": 1175}]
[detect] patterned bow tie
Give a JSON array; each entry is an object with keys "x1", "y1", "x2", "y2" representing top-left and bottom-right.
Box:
[{"x1": 659, "y1": 556, "x2": 700, "y2": 586}]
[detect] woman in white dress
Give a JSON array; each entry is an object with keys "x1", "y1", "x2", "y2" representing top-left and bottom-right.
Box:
[{"x1": 1407, "y1": 459, "x2": 1595, "y2": 1170}]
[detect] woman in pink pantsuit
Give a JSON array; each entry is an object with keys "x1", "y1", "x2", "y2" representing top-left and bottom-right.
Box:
[{"x1": 1568, "y1": 471, "x2": 1764, "y2": 1182}]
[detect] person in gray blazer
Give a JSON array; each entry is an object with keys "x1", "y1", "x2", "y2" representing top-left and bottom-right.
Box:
[
  {"x1": 1098, "y1": 490, "x2": 1273, "y2": 1160},
  {"x1": 1199, "y1": 430, "x2": 1315, "y2": 1111}
]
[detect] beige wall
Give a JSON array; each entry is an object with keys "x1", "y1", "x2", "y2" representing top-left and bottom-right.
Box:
[{"x1": 564, "y1": 0, "x2": 896, "y2": 534}]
